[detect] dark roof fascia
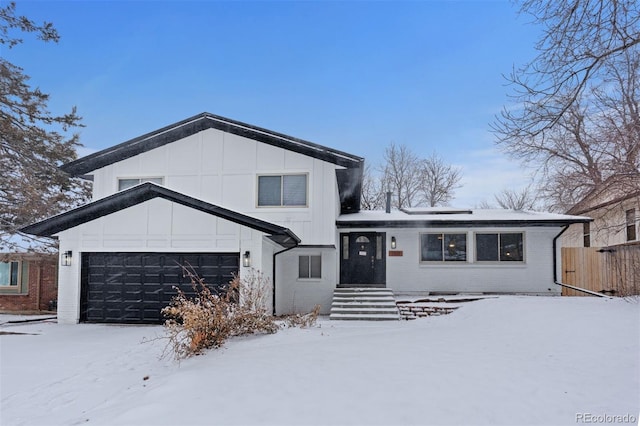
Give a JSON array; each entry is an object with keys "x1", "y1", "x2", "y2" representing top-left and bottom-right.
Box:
[
  {"x1": 336, "y1": 219, "x2": 592, "y2": 229},
  {"x1": 62, "y1": 113, "x2": 364, "y2": 176},
  {"x1": 20, "y1": 183, "x2": 301, "y2": 248},
  {"x1": 336, "y1": 163, "x2": 364, "y2": 214}
]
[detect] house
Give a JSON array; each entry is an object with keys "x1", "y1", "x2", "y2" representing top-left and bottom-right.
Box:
[
  {"x1": 562, "y1": 173, "x2": 640, "y2": 248},
  {"x1": 560, "y1": 173, "x2": 639, "y2": 296},
  {"x1": 21, "y1": 112, "x2": 589, "y2": 324},
  {"x1": 0, "y1": 253, "x2": 58, "y2": 312}
]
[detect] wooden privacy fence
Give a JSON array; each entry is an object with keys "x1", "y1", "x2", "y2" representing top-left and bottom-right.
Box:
[{"x1": 561, "y1": 244, "x2": 640, "y2": 296}]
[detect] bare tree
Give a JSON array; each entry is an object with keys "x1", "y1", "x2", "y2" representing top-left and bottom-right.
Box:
[
  {"x1": 419, "y1": 153, "x2": 462, "y2": 207},
  {"x1": 494, "y1": 0, "x2": 640, "y2": 140},
  {"x1": 380, "y1": 143, "x2": 422, "y2": 209},
  {"x1": 361, "y1": 144, "x2": 463, "y2": 210},
  {"x1": 494, "y1": 185, "x2": 540, "y2": 211},
  {"x1": 0, "y1": 2, "x2": 90, "y2": 251},
  {"x1": 496, "y1": 44, "x2": 640, "y2": 212},
  {"x1": 360, "y1": 163, "x2": 386, "y2": 210}
]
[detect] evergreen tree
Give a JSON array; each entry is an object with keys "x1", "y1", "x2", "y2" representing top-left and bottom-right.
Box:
[{"x1": 0, "y1": 2, "x2": 90, "y2": 251}]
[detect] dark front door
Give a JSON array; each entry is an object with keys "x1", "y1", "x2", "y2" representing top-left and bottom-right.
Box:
[{"x1": 340, "y1": 232, "x2": 386, "y2": 285}]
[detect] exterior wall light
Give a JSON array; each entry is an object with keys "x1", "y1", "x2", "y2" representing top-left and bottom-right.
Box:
[
  {"x1": 61, "y1": 250, "x2": 73, "y2": 266},
  {"x1": 391, "y1": 236, "x2": 397, "y2": 249},
  {"x1": 242, "y1": 251, "x2": 251, "y2": 267}
]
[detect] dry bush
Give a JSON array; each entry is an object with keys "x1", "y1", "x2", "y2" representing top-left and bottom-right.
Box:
[
  {"x1": 162, "y1": 268, "x2": 279, "y2": 360},
  {"x1": 281, "y1": 304, "x2": 321, "y2": 328}
]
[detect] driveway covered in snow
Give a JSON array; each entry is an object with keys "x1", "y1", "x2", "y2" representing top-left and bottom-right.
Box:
[{"x1": 1, "y1": 296, "x2": 638, "y2": 425}]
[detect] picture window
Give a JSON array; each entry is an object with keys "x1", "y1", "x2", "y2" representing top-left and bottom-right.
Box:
[
  {"x1": 476, "y1": 233, "x2": 524, "y2": 262},
  {"x1": 420, "y1": 233, "x2": 467, "y2": 262}
]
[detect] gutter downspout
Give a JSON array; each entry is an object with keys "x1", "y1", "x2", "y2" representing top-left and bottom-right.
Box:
[
  {"x1": 272, "y1": 245, "x2": 297, "y2": 315},
  {"x1": 552, "y1": 224, "x2": 608, "y2": 298}
]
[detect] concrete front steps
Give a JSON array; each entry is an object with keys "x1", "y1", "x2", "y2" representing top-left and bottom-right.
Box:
[{"x1": 329, "y1": 287, "x2": 401, "y2": 321}]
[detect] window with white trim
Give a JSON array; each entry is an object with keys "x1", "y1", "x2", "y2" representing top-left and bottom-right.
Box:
[
  {"x1": 298, "y1": 255, "x2": 321, "y2": 279},
  {"x1": 420, "y1": 233, "x2": 467, "y2": 262},
  {"x1": 258, "y1": 174, "x2": 307, "y2": 207},
  {"x1": 476, "y1": 232, "x2": 524, "y2": 262},
  {"x1": 118, "y1": 177, "x2": 164, "y2": 191},
  {"x1": 0, "y1": 261, "x2": 19, "y2": 287}
]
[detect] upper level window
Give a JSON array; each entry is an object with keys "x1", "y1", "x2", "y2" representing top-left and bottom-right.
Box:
[
  {"x1": 476, "y1": 233, "x2": 524, "y2": 262},
  {"x1": 258, "y1": 174, "x2": 307, "y2": 207},
  {"x1": 626, "y1": 209, "x2": 637, "y2": 241},
  {"x1": 118, "y1": 177, "x2": 163, "y2": 191},
  {"x1": 420, "y1": 233, "x2": 467, "y2": 262},
  {"x1": 0, "y1": 261, "x2": 19, "y2": 287},
  {"x1": 583, "y1": 222, "x2": 591, "y2": 248}
]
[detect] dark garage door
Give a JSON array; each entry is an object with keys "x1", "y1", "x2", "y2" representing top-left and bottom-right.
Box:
[{"x1": 80, "y1": 252, "x2": 239, "y2": 324}]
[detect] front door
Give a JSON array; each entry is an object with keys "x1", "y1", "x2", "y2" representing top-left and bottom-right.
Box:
[{"x1": 340, "y1": 232, "x2": 386, "y2": 285}]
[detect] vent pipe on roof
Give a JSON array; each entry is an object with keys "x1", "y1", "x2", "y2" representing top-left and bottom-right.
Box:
[{"x1": 385, "y1": 192, "x2": 392, "y2": 213}]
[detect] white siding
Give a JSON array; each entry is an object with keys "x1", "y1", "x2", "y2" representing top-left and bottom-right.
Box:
[
  {"x1": 54, "y1": 197, "x2": 272, "y2": 323},
  {"x1": 341, "y1": 227, "x2": 563, "y2": 296},
  {"x1": 90, "y1": 128, "x2": 340, "y2": 245},
  {"x1": 275, "y1": 247, "x2": 337, "y2": 315}
]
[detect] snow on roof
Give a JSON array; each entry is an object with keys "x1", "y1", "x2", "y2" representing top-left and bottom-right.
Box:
[{"x1": 337, "y1": 208, "x2": 590, "y2": 226}]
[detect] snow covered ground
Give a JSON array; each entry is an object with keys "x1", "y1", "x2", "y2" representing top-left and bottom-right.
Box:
[{"x1": 1, "y1": 296, "x2": 638, "y2": 426}]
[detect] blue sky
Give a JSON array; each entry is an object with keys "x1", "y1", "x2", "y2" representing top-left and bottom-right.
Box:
[{"x1": 4, "y1": 0, "x2": 542, "y2": 207}]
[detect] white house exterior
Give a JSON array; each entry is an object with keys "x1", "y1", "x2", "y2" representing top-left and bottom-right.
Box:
[{"x1": 22, "y1": 113, "x2": 589, "y2": 324}]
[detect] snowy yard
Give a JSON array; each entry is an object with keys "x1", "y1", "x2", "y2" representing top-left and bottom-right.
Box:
[{"x1": 1, "y1": 296, "x2": 638, "y2": 426}]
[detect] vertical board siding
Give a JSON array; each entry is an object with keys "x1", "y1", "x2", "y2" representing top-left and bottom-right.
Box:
[{"x1": 561, "y1": 245, "x2": 640, "y2": 296}]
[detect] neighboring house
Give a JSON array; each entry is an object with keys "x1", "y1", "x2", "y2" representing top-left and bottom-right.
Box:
[
  {"x1": 560, "y1": 173, "x2": 640, "y2": 296},
  {"x1": 0, "y1": 253, "x2": 58, "y2": 312},
  {"x1": 562, "y1": 173, "x2": 640, "y2": 248},
  {"x1": 21, "y1": 113, "x2": 589, "y2": 324}
]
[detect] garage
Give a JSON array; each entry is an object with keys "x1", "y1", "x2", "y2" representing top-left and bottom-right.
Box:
[{"x1": 80, "y1": 252, "x2": 239, "y2": 324}]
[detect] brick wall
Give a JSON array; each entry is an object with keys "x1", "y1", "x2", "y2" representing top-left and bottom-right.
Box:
[{"x1": 0, "y1": 254, "x2": 58, "y2": 312}]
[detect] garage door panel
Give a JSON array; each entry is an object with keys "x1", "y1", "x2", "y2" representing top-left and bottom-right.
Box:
[{"x1": 81, "y1": 252, "x2": 239, "y2": 324}]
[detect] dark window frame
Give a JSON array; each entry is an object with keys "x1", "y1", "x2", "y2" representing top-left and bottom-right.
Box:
[
  {"x1": 475, "y1": 232, "x2": 525, "y2": 263},
  {"x1": 420, "y1": 233, "x2": 467, "y2": 263},
  {"x1": 626, "y1": 209, "x2": 637, "y2": 241},
  {"x1": 583, "y1": 222, "x2": 591, "y2": 247}
]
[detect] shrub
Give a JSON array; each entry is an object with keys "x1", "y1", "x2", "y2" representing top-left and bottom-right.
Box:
[
  {"x1": 281, "y1": 304, "x2": 321, "y2": 328},
  {"x1": 162, "y1": 268, "x2": 313, "y2": 360}
]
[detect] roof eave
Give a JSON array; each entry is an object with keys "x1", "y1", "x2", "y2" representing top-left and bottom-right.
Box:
[
  {"x1": 335, "y1": 219, "x2": 592, "y2": 228},
  {"x1": 61, "y1": 112, "x2": 363, "y2": 176},
  {"x1": 20, "y1": 183, "x2": 300, "y2": 248}
]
